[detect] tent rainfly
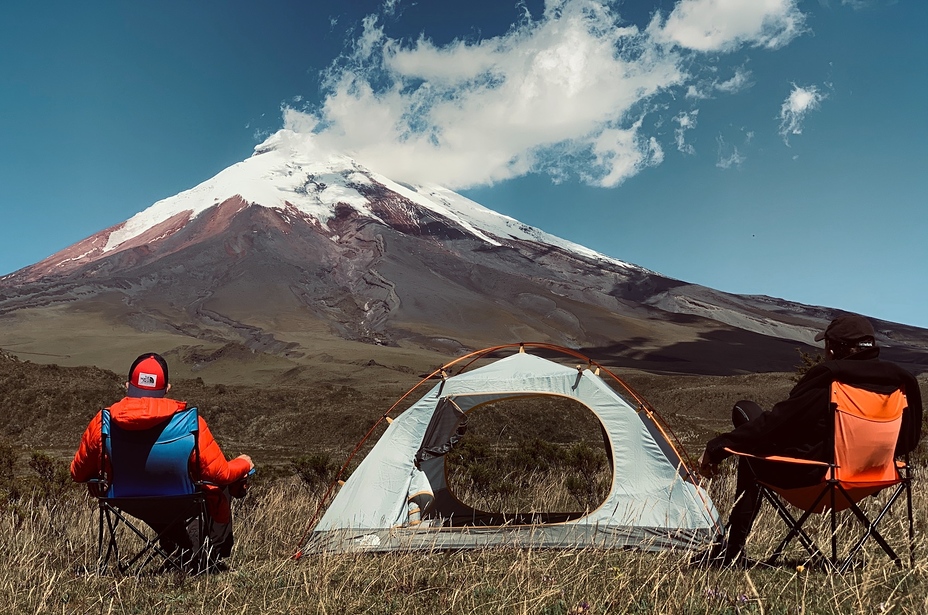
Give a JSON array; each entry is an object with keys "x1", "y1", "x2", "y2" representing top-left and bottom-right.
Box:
[{"x1": 298, "y1": 344, "x2": 721, "y2": 554}]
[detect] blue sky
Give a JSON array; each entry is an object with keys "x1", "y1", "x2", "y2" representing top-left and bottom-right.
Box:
[{"x1": 1, "y1": 1, "x2": 926, "y2": 328}]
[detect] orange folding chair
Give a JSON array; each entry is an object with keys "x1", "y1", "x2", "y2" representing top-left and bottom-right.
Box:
[{"x1": 727, "y1": 382, "x2": 914, "y2": 572}]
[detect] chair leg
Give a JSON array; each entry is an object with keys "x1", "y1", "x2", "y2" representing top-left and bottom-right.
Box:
[
  {"x1": 905, "y1": 476, "x2": 915, "y2": 567},
  {"x1": 830, "y1": 485, "x2": 838, "y2": 566},
  {"x1": 200, "y1": 505, "x2": 212, "y2": 572},
  {"x1": 101, "y1": 508, "x2": 184, "y2": 574},
  {"x1": 124, "y1": 516, "x2": 192, "y2": 574},
  {"x1": 95, "y1": 497, "x2": 211, "y2": 575},
  {"x1": 194, "y1": 508, "x2": 209, "y2": 573},
  {"x1": 102, "y1": 508, "x2": 122, "y2": 572},
  {"x1": 763, "y1": 486, "x2": 830, "y2": 566},
  {"x1": 837, "y1": 483, "x2": 906, "y2": 572},
  {"x1": 96, "y1": 504, "x2": 106, "y2": 575}
]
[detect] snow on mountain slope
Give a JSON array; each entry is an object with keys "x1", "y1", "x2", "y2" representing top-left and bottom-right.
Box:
[{"x1": 101, "y1": 129, "x2": 641, "y2": 272}]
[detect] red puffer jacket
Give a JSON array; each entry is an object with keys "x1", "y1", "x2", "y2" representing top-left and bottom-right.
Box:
[{"x1": 70, "y1": 397, "x2": 251, "y2": 521}]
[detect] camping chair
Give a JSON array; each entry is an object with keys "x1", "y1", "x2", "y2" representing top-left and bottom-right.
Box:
[
  {"x1": 89, "y1": 406, "x2": 212, "y2": 574},
  {"x1": 726, "y1": 382, "x2": 914, "y2": 572}
]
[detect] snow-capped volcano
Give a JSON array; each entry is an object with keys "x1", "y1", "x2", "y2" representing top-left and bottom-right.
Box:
[
  {"x1": 27, "y1": 130, "x2": 636, "y2": 281},
  {"x1": 3, "y1": 131, "x2": 927, "y2": 376}
]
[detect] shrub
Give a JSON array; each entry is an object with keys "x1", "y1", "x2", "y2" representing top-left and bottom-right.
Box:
[
  {"x1": 0, "y1": 442, "x2": 16, "y2": 506},
  {"x1": 292, "y1": 452, "x2": 340, "y2": 492},
  {"x1": 23, "y1": 452, "x2": 73, "y2": 503},
  {"x1": 564, "y1": 442, "x2": 609, "y2": 511},
  {"x1": 509, "y1": 438, "x2": 565, "y2": 474},
  {"x1": 446, "y1": 435, "x2": 611, "y2": 512},
  {"x1": 793, "y1": 347, "x2": 824, "y2": 382}
]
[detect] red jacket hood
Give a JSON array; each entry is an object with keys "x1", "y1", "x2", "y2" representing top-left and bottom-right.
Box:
[{"x1": 108, "y1": 397, "x2": 188, "y2": 430}]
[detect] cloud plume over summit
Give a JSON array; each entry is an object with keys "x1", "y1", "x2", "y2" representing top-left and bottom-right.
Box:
[{"x1": 284, "y1": 0, "x2": 807, "y2": 189}]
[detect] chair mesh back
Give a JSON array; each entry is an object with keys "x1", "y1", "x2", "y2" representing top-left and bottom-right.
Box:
[
  {"x1": 102, "y1": 407, "x2": 198, "y2": 497},
  {"x1": 832, "y1": 383, "x2": 905, "y2": 485}
]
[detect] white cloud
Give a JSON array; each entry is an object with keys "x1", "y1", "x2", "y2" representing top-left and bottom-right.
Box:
[
  {"x1": 282, "y1": 107, "x2": 318, "y2": 133},
  {"x1": 292, "y1": 0, "x2": 689, "y2": 188},
  {"x1": 778, "y1": 84, "x2": 826, "y2": 144},
  {"x1": 716, "y1": 134, "x2": 746, "y2": 169},
  {"x1": 657, "y1": 0, "x2": 806, "y2": 52},
  {"x1": 382, "y1": 0, "x2": 401, "y2": 17},
  {"x1": 586, "y1": 121, "x2": 665, "y2": 186},
  {"x1": 840, "y1": 0, "x2": 874, "y2": 9},
  {"x1": 716, "y1": 67, "x2": 752, "y2": 93},
  {"x1": 284, "y1": 0, "x2": 811, "y2": 189},
  {"x1": 684, "y1": 66, "x2": 752, "y2": 99},
  {"x1": 674, "y1": 110, "x2": 699, "y2": 154},
  {"x1": 253, "y1": 128, "x2": 272, "y2": 142},
  {"x1": 685, "y1": 84, "x2": 710, "y2": 100}
]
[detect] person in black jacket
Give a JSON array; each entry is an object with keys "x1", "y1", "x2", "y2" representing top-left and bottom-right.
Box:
[{"x1": 698, "y1": 314, "x2": 923, "y2": 566}]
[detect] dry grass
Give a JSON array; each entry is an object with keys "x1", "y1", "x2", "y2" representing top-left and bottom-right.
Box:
[
  {"x1": 2, "y1": 467, "x2": 926, "y2": 615},
  {"x1": 2, "y1": 354, "x2": 926, "y2": 613}
]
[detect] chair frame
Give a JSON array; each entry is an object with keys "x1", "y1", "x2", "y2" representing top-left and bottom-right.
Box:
[
  {"x1": 95, "y1": 492, "x2": 210, "y2": 574},
  {"x1": 90, "y1": 406, "x2": 213, "y2": 575},
  {"x1": 747, "y1": 457, "x2": 913, "y2": 572}
]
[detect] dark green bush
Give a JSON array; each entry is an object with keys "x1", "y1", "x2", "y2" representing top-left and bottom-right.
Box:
[
  {"x1": 509, "y1": 438, "x2": 564, "y2": 474},
  {"x1": 564, "y1": 442, "x2": 609, "y2": 510},
  {"x1": 447, "y1": 434, "x2": 610, "y2": 510},
  {"x1": 292, "y1": 452, "x2": 340, "y2": 492},
  {"x1": 0, "y1": 442, "x2": 16, "y2": 506},
  {"x1": 793, "y1": 347, "x2": 824, "y2": 382},
  {"x1": 24, "y1": 451, "x2": 73, "y2": 502}
]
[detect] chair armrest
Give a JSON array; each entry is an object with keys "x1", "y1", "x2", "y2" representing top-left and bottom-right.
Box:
[
  {"x1": 723, "y1": 447, "x2": 830, "y2": 466},
  {"x1": 82, "y1": 478, "x2": 109, "y2": 498}
]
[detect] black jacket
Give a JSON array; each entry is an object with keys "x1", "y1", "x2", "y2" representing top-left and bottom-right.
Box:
[{"x1": 705, "y1": 349, "x2": 923, "y2": 468}]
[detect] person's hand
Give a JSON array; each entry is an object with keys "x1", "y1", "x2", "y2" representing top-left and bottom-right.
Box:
[
  {"x1": 230, "y1": 456, "x2": 254, "y2": 499},
  {"x1": 698, "y1": 451, "x2": 719, "y2": 479},
  {"x1": 237, "y1": 454, "x2": 255, "y2": 470}
]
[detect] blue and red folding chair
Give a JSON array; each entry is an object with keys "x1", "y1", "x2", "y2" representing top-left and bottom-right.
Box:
[{"x1": 90, "y1": 406, "x2": 212, "y2": 574}]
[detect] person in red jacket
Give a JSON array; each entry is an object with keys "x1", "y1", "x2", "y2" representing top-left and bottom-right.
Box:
[{"x1": 71, "y1": 352, "x2": 254, "y2": 566}]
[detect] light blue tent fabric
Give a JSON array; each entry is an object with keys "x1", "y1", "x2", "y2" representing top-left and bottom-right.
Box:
[{"x1": 305, "y1": 352, "x2": 720, "y2": 553}]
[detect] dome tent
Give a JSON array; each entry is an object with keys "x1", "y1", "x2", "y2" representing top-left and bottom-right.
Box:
[{"x1": 297, "y1": 344, "x2": 721, "y2": 554}]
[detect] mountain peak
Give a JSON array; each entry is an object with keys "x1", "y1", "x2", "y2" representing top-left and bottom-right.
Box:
[{"x1": 14, "y1": 130, "x2": 639, "y2": 282}]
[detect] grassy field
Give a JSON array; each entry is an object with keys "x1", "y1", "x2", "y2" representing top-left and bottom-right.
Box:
[
  {"x1": 1, "y1": 466, "x2": 925, "y2": 615},
  {"x1": 2, "y1": 351, "x2": 926, "y2": 614}
]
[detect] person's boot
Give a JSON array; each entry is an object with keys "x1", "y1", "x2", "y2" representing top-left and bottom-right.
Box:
[
  {"x1": 689, "y1": 536, "x2": 728, "y2": 567},
  {"x1": 719, "y1": 540, "x2": 770, "y2": 568},
  {"x1": 722, "y1": 542, "x2": 745, "y2": 567}
]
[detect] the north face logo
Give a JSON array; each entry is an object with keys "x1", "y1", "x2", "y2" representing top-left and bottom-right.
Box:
[{"x1": 137, "y1": 372, "x2": 158, "y2": 388}]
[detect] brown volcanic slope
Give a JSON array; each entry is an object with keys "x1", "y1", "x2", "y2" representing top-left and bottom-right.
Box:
[{"x1": 2, "y1": 162, "x2": 927, "y2": 382}]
